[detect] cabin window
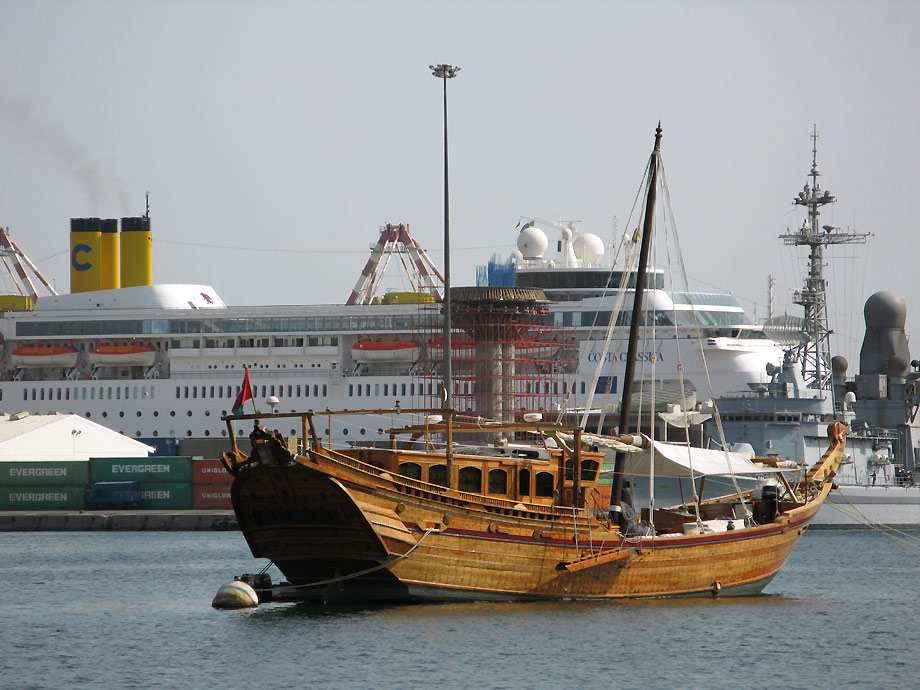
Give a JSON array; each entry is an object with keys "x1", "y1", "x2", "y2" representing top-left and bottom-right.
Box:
[
  {"x1": 581, "y1": 460, "x2": 599, "y2": 482},
  {"x1": 488, "y1": 469, "x2": 508, "y2": 495},
  {"x1": 428, "y1": 464, "x2": 449, "y2": 487},
  {"x1": 399, "y1": 463, "x2": 422, "y2": 480},
  {"x1": 322, "y1": 385, "x2": 327, "y2": 396},
  {"x1": 458, "y1": 467, "x2": 482, "y2": 493},
  {"x1": 384, "y1": 384, "x2": 388, "y2": 396},
  {"x1": 518, "y1": 468, "x2": 531, "y2": 496},
  {"x1": 535, "y1": 472, "x2": 555, "y2": 498}
]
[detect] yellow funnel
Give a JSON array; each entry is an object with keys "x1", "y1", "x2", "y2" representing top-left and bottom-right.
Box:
[
  {"x1": 70, "y1": 217, "x2": 102, "y2": 293},
  {"x1": 120, "y1": 216, "x2": 152, "y2": 287}
]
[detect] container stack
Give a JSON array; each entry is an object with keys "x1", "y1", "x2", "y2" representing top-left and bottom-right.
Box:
[
  {"x1": 191, "y1": 458, "x2": 233, "y2": 509},
  {"x1": 0, "y1": 455, "x2": 235, "y2": 511},
  {"x1": 0, "y1": 461, "x2": 89, "y2": 510},
  {"x1": 89, "y1": 456, "x2": 193, "y2": 509}
]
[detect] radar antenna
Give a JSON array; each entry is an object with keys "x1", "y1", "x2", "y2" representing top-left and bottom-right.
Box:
[{"x1": 779, "y1": 126, "x2": 869, "y2": 391}]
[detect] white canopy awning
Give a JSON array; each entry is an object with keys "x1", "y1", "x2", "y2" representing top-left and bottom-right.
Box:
[{"x1": 600, "y1": 440, "x2": 786, "y2": 478}]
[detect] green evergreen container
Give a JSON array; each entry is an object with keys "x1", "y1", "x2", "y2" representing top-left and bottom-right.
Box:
[
  {"x1": 90, "y1": 456, "x2": 193, "y2": 483},
  {"x1": 0, "y1": 461, "x2": 89, "y2": 486},
  {"x1": 136, "y1": 482, "x2": 192, "y2": 510},
  {"x1": 0, "y1": 485, "x2": 85, "y2": 510}
]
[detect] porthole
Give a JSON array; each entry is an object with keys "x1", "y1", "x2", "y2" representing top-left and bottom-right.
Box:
[
  {"x1": 204, "y1": 430, "x2": 210, "y2": 436},
  {"x1": 170, "y1": 411, "x2": 176, "y2": 417},
  {"x1": 153, "y1": 430, "x2": 159, "y2": 437},
  {"x1": 186, "y1": 430, "x2": 192, "y2": 437},
  {"x1": 85, "y1": 412, "x2": 91, "y2": 418},
  {"x1": 290, "y1": 429, "x2": 296, "y2": 436},
  {"x1": 343, "y1": 429, "x2": 349, "y2": 436},
  {"x1": 205, "y1": 410, "x2": 211, "y2": 417},
  {"x1": 136, "y1": 411, "x2": 142, "y2": 417},
  {"x1": 153, "y1": 411, "x2": 159, "y2": 417},
  {"x1": 187, "y1": 411, "x2": 192, "y2": 417},
  {"x1": 135, "y1": 431, "x2": 142, "y2": 437},
  {"x1": 102, "y1": 411, "x2": 108, "y2": 418},
  {"x1": 360, "y1": 428, "x2": 366, "y2": 435},
  {"x1": 377, "y1": 428, "x2": 384, "y2": 435},
  {"x1": 119, "y1": 411, "x2": 125, "y2": 418},
  {"x1": 221, "y1": 429, "x2": 227, "y2": 436}
]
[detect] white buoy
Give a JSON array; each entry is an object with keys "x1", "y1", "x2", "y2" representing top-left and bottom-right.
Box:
[{"x1": 212, "y1": 579, "x2": 259, "y2": 609}]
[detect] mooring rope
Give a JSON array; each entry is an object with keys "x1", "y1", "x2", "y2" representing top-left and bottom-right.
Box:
[
  {"x1": 274, "y1": 526, "x2": 439, "y2": 592},
  {"x1": 827, "y1": 492, "x2": 920, "y2": 557}
]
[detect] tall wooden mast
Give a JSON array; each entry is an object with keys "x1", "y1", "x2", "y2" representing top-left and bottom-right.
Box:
[{"x1": 610, "y1": 123, "x2": 662, "y2": 521}]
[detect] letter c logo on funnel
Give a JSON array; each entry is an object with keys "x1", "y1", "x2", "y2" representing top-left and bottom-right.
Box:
[{"x1": 72, "y1": 244, "x2": 92, "y2": 271}]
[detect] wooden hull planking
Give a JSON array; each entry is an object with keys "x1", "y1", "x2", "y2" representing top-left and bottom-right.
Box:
[{"x1": 231, "y1": 436, "x2": 840, "y2": 603}]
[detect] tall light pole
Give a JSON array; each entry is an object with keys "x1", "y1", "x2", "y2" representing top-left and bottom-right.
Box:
[{"x1": 430, "y1": 63, "x2": 460, "y2": 412}]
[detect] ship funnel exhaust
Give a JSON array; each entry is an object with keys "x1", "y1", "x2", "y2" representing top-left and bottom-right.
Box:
[
  {"x1": 70, "y1": 217, "x2": 102, "y2": 293},
  {"x1": 120, "y1": 215, "x2": 152, "y2": 287}
]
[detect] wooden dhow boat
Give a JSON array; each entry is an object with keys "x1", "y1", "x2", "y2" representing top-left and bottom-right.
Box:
[
  {"x1": 221, "y1": 410, "x2": 844, "y2": 602},
  {"x1": 219, "y1": 124, "x2": 844, "y2": 604}
]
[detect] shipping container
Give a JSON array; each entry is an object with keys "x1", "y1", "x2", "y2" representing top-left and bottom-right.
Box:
[
  {"x1": 192, "y1": 484, "x2": 233, "y2": 509},
  {"x1": 191, "y1": 458, "x2": 233, "y2": 485},
  {"x1": 90, "y1": 456, "x2": 192, "y2": 483},
  {"x1": 0, "y1": 484, "x2": 85, "y2": 510},
  {"x1": 0, "y1": 461, "x2": 89, "y2": 486},
  {"x1": 136, "y1": 482, "x2": 192, "y2": 510}
]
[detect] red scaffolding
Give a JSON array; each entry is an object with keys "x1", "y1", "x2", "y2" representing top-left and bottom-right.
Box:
[{"x1": 415, "y1": 286, "x2": 573, "y2": 425}]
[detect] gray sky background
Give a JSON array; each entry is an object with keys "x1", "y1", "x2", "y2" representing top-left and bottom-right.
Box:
[{"x1": 1, "y1": 0, "x2": 917, "y2": 369}]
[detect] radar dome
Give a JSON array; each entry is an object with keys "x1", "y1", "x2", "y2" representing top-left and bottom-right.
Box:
[
  {"x1": 864, "y1": 291, "x2": 907, "y2": 329},
  {"x1": 510, "y1": 249, "x2": 523, "y2": 264},
  {"x1": 517, "y1": 225, "x2": 548, "y2": 259},
  {"x1": 573, "y1": 233, "x2": 605, "y2": 264},
  {"x1": 561, "y1": 226, "x2": 573, "y2": 241},
  {"x1": 831, "y1": 356, "x2": 848, "y2": 378}
]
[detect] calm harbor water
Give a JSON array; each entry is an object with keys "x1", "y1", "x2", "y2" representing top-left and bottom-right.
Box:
[{"x1": 1, "y1": 529, "x2": 918, "y2": 689}]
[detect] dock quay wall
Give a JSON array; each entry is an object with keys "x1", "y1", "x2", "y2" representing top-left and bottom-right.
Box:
[{"x1": 0, "y1": 510, "x2": 238, "y2": 531}]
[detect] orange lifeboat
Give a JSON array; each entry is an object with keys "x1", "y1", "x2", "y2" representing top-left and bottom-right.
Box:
[
  {"x1": 89, "y1": 345, "x2": 157, "y2": 367},
  {"x1": 351, "y1": 339, "x2": 421, "y2": 363},
  {"x1": 11, "y1": 346, "x2": 79, "y2": 368}
]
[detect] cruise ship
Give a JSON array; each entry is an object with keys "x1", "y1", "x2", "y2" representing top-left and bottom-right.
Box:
[{"x1": 0, "y1": 217, "x2": 782, "y2": 453}]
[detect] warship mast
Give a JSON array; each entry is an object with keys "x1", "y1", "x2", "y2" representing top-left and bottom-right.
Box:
[{"x1": 780, "y1": 126, "x2": 869, "y2": 392}]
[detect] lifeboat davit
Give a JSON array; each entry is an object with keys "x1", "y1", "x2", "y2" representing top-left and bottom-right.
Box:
[
  {"x1": 428, "y1": 340, "x2": 475, "y2": 361},
  {"x1": 352, "y1": 339, "x2": 421, "y2": 363},
  {"x1": 89, "y1": 345, "x2": 157, "y2": 367},
  {"x1": 515, "y1": 339, "x2": 563, "y2": 360},
  {"x1": 11, "y1": 346, "x2": 79, "y2": 368}
]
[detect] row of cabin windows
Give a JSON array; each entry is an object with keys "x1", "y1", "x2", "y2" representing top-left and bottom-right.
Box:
[
  {"x1": 25, "y1": 386, "x2": 157, "y2": 402},
  {"x1": 175, "y1": 383, "x2": 328, "y2": 399},
  {"x1": 397, "y1": 462, "x2": 598, "y2": 497},
  {"x1": 349, "y1": 382, "x2": 423, "y2": 397}
]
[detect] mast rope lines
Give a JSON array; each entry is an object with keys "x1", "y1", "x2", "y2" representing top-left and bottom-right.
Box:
[
  {"x1": 0, "y1": 226, "x2": 58, "y2": 300},
  {"x1": 825, "y1": 494, "x2": 920, "y2": 557},
  {"x1": 346, "y1": 223, "x2": 445, "y2": 305}
]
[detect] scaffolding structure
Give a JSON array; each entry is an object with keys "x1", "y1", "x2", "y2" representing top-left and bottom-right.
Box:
[{"x1": 416, "y1": 286, "x2": 573, "y2": 426}]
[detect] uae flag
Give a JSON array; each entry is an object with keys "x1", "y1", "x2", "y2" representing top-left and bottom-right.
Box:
[{"x1": 232, "y1": 367, "x2": 254, "y2": 416}]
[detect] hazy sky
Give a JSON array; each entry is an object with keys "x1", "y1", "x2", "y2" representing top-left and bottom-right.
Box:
[{"x1": 1, "y1": 0, "x2": 917, "y2": 367}]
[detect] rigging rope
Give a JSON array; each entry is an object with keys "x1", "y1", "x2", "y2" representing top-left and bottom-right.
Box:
[{"x1": 825, "y1": 494, "x2": 920, "y2": 557}]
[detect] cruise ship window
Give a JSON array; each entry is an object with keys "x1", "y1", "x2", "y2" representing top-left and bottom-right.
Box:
[
  {"x1": 82, "y1": 388, "x2": 86, "y2": 400},
  {"x1": 365, "y1": 384, "x2": 370, "y2": 396},
  {"x1": 192, "y1": 387, "x2": 197, "y2": 399},
  {"x1": 210, "y1": 386, "x2": 215, "y2": 398},
  {"x1": 40, "y1": 389, "x2": 44, "y2": 401},
  {"x1": 383, "y1": 384, "x2": 388, "y2": 396},
  {"x1": 322, "y1": 385, "x2": 327, "y2": 396},
  {"x1": 287, "y1": 386, "x2": 292, "y2": 397},
  {"x1": 183, "y1": 386, "x2": 188, "y2": 398},
  {"x1": 349, "y1": 384, "x2": 353, "y2": 396},
  {"x1": 108, "y1": 387, "x2": 113, "y2": 400},
  {"x1": 357, "y1": 385, "x2": 361, "y2": 397},
  {"x1": 296, "y1": 385, "x2": 301, "y2": 397},
  {"x1": 90, "y1": 388, "x2": 95, "y2": 400},
  {"x1": 375, "y1": 384, "x2": 379, "y2": 396},
  {"x1": 401, "y1": 384, "x2": 406, "y2": 396}
]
